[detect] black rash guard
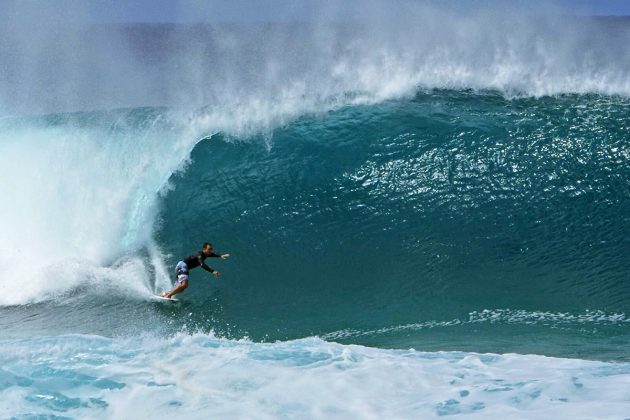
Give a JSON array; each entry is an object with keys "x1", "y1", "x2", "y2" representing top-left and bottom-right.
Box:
[{"x1": 183, "y1": 251, "x2": 221, "y2": 273}]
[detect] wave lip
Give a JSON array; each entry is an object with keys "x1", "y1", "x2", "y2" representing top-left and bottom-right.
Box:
[{"x1": 1, "y1": 333, "x2": 629, "y2": 419}]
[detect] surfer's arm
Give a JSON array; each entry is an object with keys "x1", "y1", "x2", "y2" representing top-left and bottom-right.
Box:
[
  {"x1": 201, "y1": 264, "x2": 214, "y2": 273},
  {"x1": 199, "y1": 258, "x2": 220, "y2": 276}
]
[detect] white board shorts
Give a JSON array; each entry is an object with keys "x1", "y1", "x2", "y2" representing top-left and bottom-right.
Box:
[{"x1": 175, "y1": 261, "x2": 189, "y2": 285}]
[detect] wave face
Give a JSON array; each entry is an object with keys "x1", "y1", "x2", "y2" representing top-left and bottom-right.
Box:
[
  {"x1": 1, "y1": 333, "x2": 629, "y2": 419},
  {"x1": 153, "y1": 91, "x2": 630, "y2": 358},
  {"x1": 1, "y1": 91, "x2": 630, "y2": 360}
]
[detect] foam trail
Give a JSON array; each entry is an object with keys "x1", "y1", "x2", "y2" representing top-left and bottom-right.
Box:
[
  {"x1": 1, "y1": 333, "x2": 629, "y2": 419},
  {"x1": 325, "y1": 309, "x2": 630, "y2": 340}
]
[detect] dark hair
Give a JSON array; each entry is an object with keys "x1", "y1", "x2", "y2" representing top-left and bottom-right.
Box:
[{"x1": 203, "y1": 242, "x2": 213, "y2": 249}]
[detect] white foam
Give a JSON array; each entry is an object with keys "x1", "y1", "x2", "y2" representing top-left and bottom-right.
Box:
[
  {"x1": 0, "y1": 114, "x2": 198, "y2": 305},
  {"x1": 0, "y1": 333, "x2": 628, "y2": 419}
]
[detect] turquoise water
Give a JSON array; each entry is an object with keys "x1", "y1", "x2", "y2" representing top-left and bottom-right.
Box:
[
  {"x1": 1, "y1": 91, "x2": 630, "y2": 417},
  {"x1": 156, "y1": 91, "x2": 630, "y2": 358},
  {"x1": 2, "y1": 14, "x2": 630, "y2": 418},
  {"x1": 7, "y1": 91, "x2": 630, "y2": 353},
  {"x1": 1, "y1": 89, "x2": 630, "y2": 418}
]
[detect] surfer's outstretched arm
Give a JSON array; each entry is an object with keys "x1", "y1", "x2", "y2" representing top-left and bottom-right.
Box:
[
  {"x1": 200, "y1": 261, "x2": 221, "y2": 277},
  {"x1": 201, "y1": 251, "x2": 229, "y2": 276}
]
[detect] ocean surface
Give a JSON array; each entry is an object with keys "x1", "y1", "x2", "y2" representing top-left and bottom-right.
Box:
[{"x1": 2, "y1": 12, "x2": 630, "y2": 419}]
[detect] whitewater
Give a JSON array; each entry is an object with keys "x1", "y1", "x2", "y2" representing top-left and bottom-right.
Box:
[
  {"x1": 2, "y1": 1, "x2": 630, "y2": 418},
  {"x1": 2, "y1": 333, "x2": 630, "y2": 419}
]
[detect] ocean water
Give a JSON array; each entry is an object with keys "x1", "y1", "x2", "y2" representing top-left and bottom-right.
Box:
[{"x1": 2, "y1": 11, "x2": 630, "y2": 419}]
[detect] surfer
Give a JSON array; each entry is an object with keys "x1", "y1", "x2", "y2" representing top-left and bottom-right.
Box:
[{"x1": 161, "y1": 242, "x2": 230, "y2": 299}]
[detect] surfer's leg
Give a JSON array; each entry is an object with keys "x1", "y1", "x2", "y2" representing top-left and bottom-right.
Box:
[
  {"x1": 163, "y1": 265, "x2": 190, "y2": 298},
  {"x1": 165, "y1": 279, "x2": 188, "y2": 298}
]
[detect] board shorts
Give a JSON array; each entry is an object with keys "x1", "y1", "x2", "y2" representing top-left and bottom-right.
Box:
[{"x1": 175, "y1": 261, "x2": 189, "y2": 285}]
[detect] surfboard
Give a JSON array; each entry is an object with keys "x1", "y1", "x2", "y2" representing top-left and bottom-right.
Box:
[{"x1": 154, "y1": 295, "x2": 179, "y2": 302}]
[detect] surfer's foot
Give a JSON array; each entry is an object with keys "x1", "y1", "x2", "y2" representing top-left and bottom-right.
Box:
[{"x1": 160, "y1": 292, "x2": 169, "y2": 298}]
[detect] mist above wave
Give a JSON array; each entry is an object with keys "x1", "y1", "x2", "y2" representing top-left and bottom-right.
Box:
[{"x1": 2, "y1": 2, "x2": 630, "y2": 116}]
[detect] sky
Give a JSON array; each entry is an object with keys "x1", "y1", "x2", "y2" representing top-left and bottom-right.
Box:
[
  {"x1": 2, "y1": 0, "x2": 630, "y2": 25},
  {"x1": 94, "y1": 0, "x2": 630, "y2": 23}
]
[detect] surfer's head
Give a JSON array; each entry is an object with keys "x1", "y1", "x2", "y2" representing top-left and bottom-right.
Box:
[{"x1": 202, "y1": 242, "x2": 213, "y2": 255}]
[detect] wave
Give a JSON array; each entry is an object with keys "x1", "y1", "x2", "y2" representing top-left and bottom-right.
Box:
[
  {"x1": 146, "y1": 90, "x2": 630, "y2": 357},
  {"x1": 2, "y1": 91, "x2": 630, "y2": 334},
  {"x1": 2, "y1": 6, "x2": 629, "y2": 416},
  {"x1": 159, "y1": 91, "x2": 630, "y2": 316},
  {"x1": 1, "y1": 332, "x2": 629, "y2": 419},
  {"x1": 2, "y1": 7, "x2": 630, "y2": 310}
]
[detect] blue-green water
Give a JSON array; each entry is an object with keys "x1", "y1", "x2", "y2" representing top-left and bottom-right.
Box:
[
  {"x1": 7, "y1": 91, "x2": 629, "y2": 356},
  {"x1": 0, "y1": 90, "x2": 630, "y2": 414},
  {"x1": 159, "y1": 92, "x2": 630, "y2": 359},
  {"x1": 2, "y1": 15, "x2": 630, "y2": 418},
  {"x1": 2, "y1": 90, "x2": 630, "y2": 418}
]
